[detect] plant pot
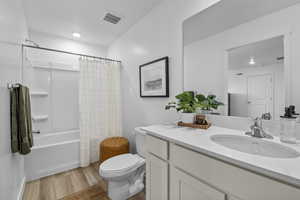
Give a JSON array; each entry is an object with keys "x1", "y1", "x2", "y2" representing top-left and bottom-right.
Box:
[{"x1": 181, "y1": 113, "x2": 195, "y2": 123}]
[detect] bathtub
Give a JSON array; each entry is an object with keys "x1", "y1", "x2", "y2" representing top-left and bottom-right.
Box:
[{"x1": 25, "y1": 130, "x2": 80, "y2": 181}]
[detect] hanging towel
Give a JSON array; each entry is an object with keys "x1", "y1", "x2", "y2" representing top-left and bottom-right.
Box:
[{"x1": 10, "y1": 84, "x2": 33, "y2": 155}]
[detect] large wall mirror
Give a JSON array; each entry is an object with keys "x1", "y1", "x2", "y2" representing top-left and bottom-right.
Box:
[{"x1": 183, "y1": 0, "x2": 300, "y2": 120}]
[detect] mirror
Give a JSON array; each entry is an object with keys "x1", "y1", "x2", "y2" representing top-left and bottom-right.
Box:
[{"x1": 183, "y1": 0, "x2": 300, "y2": 120}]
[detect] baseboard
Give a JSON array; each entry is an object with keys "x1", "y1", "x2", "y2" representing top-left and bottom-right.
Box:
[
  {"x1": 26, "y1": 161, "x2": 80, "y2": 181},
  {"x1": 17, "y1": 176, "x2": 26, "y2": 200}
]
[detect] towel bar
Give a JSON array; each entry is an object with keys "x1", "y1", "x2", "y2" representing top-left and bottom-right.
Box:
[{"x1": 7, "y1": 83, "x2": 20, "y2": 89}]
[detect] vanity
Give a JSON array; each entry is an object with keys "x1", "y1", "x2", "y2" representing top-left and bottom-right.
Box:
[
  {"x1": 142, "y1": 1, "x2": 300, "y2": 199},
  {"x1": 143, "y1": 125, "x2": 300, "y2": 200}
]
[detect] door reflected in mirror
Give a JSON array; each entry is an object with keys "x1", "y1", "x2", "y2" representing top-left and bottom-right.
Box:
[{"x1": 227, "y1": 36, "x2": 284, "y2": 120}]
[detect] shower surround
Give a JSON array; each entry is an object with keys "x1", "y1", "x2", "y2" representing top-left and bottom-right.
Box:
[{"x1": 23, "y1": 47, "x2": 80, "y2": 180}]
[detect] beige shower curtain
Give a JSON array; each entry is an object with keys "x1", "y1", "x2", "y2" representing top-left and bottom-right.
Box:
[{"x1": 79, "y1": 58, "x2": 122, "y2": 167}]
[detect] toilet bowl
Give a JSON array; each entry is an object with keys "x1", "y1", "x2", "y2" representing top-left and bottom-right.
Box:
[{"x1": 99, "y1": 127, "x2": 147, "y2": 200}]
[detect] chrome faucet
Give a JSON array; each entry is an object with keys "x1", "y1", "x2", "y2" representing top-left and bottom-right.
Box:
[{"x1": 245, "y1": 117, "x2": 273, "y2": 139}]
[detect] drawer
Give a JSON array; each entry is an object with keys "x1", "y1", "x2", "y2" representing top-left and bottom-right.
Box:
[
  {"x1": 170, "y1": 143, "x2": 300, "y2": 200},
  {"x1": 146, "y1": 135, "x2": 168, "y2": 160}
]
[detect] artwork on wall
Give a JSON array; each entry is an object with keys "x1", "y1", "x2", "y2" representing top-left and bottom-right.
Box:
[{"x1": 139, "y1": 57, "x2": 169, "y2": 97}]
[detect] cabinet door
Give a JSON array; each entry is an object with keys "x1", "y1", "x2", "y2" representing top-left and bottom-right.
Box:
[
  {"x1": 170, "y1": 167, "x2": 226, "y2": 200},
  {"x1": 146, "y1": 153, "x2": 168, "y2": 200}
]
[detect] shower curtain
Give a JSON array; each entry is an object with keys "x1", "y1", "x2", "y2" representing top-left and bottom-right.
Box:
[{"x1": 79, "y1": 58, "x2": 122, "y2": 167}]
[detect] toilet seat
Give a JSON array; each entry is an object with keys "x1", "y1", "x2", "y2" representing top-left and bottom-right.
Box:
[{"x1": 100, "y1": 153, "x2": 145, "y2": 178}]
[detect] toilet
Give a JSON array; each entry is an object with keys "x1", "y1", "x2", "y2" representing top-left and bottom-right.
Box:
[{"x1": 99, "y1": 127, "x2": 146, "y2": 200}]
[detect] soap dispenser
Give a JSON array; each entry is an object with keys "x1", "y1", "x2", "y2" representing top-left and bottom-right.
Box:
[
  {"x1": 280, "y1": 107, "x2": 297, "y2": 144},
  {"x1": 289, "y1": 105, "x2": 300, "y2": 118}
]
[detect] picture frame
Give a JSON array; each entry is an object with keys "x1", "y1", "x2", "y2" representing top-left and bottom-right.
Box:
[{"x1": 139, "y1": 57, "x2": 169, "y2": 97}]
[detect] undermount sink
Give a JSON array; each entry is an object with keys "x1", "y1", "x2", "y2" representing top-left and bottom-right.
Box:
[{"x1": 210, "y1": 135, "x2": 300, "y2": 158}]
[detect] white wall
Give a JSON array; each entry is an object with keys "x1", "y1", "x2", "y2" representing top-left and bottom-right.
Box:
[
  {"x1": 0, "y1": 0, "x2": 28, "y2": 199},
  {"x1": 29, "y1": 31, "x2": 107, "y2": 57},
  {"x1": 184, "y1": 3, "x2": 300, "y2": 115},
  {"x1": 108, "y1": 0, "x2": 219, "y2": 151}
]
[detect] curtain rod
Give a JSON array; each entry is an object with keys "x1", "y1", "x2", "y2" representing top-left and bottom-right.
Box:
[{"x1": 22, "y1": 44, "x2": 122, "y2": 63}]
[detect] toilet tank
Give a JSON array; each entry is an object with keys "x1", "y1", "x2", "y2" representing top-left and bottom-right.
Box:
[{"x1": 135, "y1": 127, "x2": 147, "y2": 158}]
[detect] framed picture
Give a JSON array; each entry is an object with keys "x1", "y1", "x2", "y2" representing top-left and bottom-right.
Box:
[{"x1": 139, "y1": 57, "x2": 169, "y2": 97}]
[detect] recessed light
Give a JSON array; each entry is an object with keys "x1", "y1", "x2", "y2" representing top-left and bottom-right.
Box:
[
  {"x1": 72, "y1": 32, "x2": 81, "y2": 38},
  {"x1": 249, "y1": 57, "x2": 256, "y2": 65}
]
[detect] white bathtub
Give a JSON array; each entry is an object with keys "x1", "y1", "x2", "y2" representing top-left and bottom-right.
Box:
[{"x1": 25, "y1": 130, "x2": 80, "y2": 181}]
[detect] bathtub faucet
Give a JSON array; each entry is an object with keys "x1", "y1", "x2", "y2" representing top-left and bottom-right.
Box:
[{"x1": 32, "y1": 130, "x2": 41, "y2": 134}]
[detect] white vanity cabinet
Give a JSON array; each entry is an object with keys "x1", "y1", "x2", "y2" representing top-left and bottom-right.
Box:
[
  {"x1": 145, "y1": 134, "x2": 300, "y2": 200},
  {"x1": 146, "y1": 153, "x2": 168, "y2": 200},
  {"x1": 170, "y1": 167, "x2": 226, "y2": 200},
  {"x1": 146, "y1": 135, "x2": 168, "y2": 200}
]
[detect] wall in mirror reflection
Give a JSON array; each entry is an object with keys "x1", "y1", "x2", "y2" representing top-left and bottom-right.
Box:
[{"x1": 183, "y1": 1, "x2": 300, "y2": 120}]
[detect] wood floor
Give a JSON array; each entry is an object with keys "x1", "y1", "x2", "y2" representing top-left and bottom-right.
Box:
[{"x1": 23, "y1": 162, "x2": 145, "y2": 200}]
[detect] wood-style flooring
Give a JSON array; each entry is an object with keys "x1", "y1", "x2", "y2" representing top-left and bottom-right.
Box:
[{"x1": 23, "y1": 162, "x2": 145, "y2": 200}]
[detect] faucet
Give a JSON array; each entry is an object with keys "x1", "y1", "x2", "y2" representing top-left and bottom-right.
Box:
[
  {"x1": 32, "y1": 130, "x2": 41, "y2": 134},
  {"x1": 245, "y1": 117, "x2": 273, "y2": 139}
]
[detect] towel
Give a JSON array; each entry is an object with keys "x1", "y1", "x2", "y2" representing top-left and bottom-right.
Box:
[{"x1": 10, "y1": 84, "x2": 33, "y2": 155}]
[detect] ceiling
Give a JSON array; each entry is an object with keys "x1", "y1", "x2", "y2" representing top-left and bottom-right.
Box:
[
  {"x1": 23, "y1": 0, "x2": 163, "y2": 47},
  {"x1": 228, "y1": 36, "x2": 284, "y2": 70},
  {"x1": 183, "y1": 0, "x2": 300, "y2": 46}
]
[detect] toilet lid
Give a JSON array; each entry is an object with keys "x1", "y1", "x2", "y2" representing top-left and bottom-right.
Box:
[{"x1": 100, "y1": 154, "x2": 144, "y2": 177}]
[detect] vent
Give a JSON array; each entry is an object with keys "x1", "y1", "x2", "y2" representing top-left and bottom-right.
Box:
[{"x1": 103, "y1": 13, "x2": 121, "y2": 24}]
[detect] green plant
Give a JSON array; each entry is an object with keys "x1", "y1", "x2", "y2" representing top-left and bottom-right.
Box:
[
  {"x1": 165, "y1": 91, "x2": 196, "y2": 113},
  {"x1": 165, "y1": 92, "x2": 224, "y2": 113},
  {"x1": 195, "y1": 94, "x2": 224, "y2": 111}
]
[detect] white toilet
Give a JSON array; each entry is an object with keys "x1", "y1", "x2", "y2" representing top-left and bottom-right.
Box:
[{"x1": 99, "y1": 127, "x2": 146, "y2": 200}]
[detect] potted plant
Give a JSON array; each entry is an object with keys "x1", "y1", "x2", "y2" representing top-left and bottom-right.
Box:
[
  {"x1": 165, "y1": 91, "x2": 196, "y2": 123},
  {"x1": 194, "y1": 94, "x2": 224, "y2": 114}
]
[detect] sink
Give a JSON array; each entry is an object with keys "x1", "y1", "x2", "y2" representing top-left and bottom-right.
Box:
[{"x1": 210, "y1": 135, "x2": 300, "y2": 158}]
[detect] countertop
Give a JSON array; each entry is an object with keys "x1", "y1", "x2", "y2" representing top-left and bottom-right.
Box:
[{"x1": 141, "y1": 124, "x2": 300, "y2": 187}]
